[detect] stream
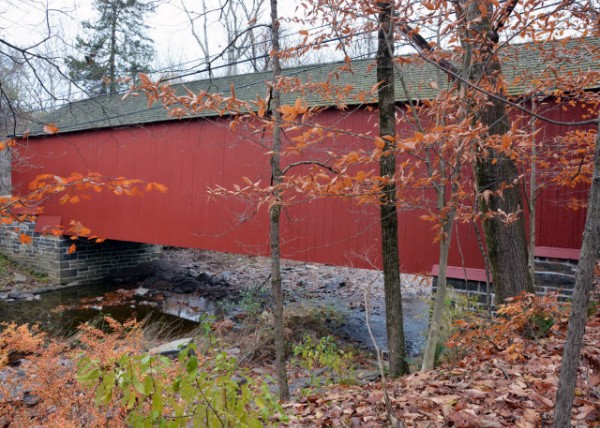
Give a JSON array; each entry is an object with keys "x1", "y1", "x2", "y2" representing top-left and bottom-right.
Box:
[
  {"x1": 0, "y1": 281, "x2": 429, "y2": 356},
  {"x1": 0, "y1": 283, "x2": 202, "y2": 337}
]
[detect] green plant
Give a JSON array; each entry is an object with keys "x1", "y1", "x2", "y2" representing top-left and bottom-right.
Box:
[
  {"x1": 588, "y1": 299, "x2": 599, "y2": 318},
  {"x1": 433, "y1": 291, "x2": 473, "y2": 366},
  {"x1": 0, "y1": 253, "x2": 8, "y2": 275},
  {"x1": 198, "y1": 313, "x2": 216, "y2": 338},
  {"x1": 77, "y1": 343, "x2": 284, "y2": 427},
  {"x1": 240, "y1": 287, "x2": 267, "y2": 315},
  {"x1": 221, "y1": 286, "x2": 267, "y2": 318},
  {"x1": 523, "y1": 312, "x2": 555, "y2": 339},
  {"x1": 292, "y1": 335, "x2": 355, "y2": 386},
  {"x1": 0, "y1": 253, "x2": 50, "y2": 283},
  {"x1": 30, "y1": 271, "x2": 49, "y2": 282}
]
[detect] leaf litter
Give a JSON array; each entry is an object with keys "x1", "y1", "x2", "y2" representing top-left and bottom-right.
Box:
[{"x1": 285, "y1": 288, "x2": 600, "y2": 427}]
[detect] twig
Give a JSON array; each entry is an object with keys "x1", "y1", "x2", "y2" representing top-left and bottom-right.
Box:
[
  {"x1": 494, "y1": 359, "x2": 511, "y2": 380},
  {"x1": 364, "y1": 281, "x2": 405, "y2": 428}
]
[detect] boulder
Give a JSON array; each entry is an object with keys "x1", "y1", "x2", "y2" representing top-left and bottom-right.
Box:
[
  {"x1": 134, "y1": 287, "x2": 150, "y2": 296},
  {"x1": 148, "y1": 338, "x2": 193, "y2": 357},
  {"x1": 13, "y1": 273, "x2": 27, "y2": 283},
  {"x1": 173, "y1": 280, "x2": 199, "y2": 294}
]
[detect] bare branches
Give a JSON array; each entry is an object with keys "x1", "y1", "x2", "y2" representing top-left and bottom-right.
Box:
[
  {"x1": 398, "y1": 33, "x2": 599, "y2": 127},
  {"x1": 281, "y1": 160, "x2": 338, "y2": 175},
  {"x1": 396, "y1": 21, "x2": 460, "y2": 76},
  {"x1": 182, "y1": 0, "x2": 270, "y2": 77}
]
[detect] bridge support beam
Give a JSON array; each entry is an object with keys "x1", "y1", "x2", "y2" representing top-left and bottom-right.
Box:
[{"x1": 0, "y1": 220, "x2": 161, "y2": 285}]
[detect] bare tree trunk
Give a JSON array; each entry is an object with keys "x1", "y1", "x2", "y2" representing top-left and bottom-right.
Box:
[
  {"x1": 269, "y1": 0, "x2": 290, "y2": 401},
  {"x1": 553, "y1": 115, "x2": 600, "y2": 427},
  {"x1": 461, "y1": 0, "x2": 534, "y2": 303},
  {"x1": 377, "y1": 0, "x2": 408, "y2": 378},
  {"x1": 528, "y1": 99, "x2": 537, "y2": 285},
  {"x1": 421, "y1": 137, "x2": 465, "y2": 370},
  {"x1": 475, "y1": 121, "x2": 533, "y2": 303},
  {"x1": 422, "y1": 218, "x2": 454, "y2": 370},
  {"x1": 422, "y1": 25, "x2": 469, "y2": 369},
  {"x1": 107, "y1": 2, "x2": 118, "y2": 95}
]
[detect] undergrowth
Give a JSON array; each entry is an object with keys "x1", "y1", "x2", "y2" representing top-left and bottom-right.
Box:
[
  {"x1": 0, "y1": 317, "x2": 285, "y2": 427},
  {"x1": 0, "y1": 253, "x2": 9, "y2": 276},
  {"x1": 292, "y1": 335, "x2": 355, "y2": 386},
  {"x1": 0, "y1": 252, "x2": 49, "y2": 284},
  {"x1": 447, "y1": 292, "x2": 568, "y2": 363},
  {"x1": 433, "y1": 291, "x2": 473, "y2": 366}
]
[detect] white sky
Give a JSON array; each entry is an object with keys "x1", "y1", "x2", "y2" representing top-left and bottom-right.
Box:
[
  {"x1": 0, "y1": 0, "x2": 305, "y2": 104},
  {"x1": 0, "y1": 0, "x2": 301, "y2": 65}
]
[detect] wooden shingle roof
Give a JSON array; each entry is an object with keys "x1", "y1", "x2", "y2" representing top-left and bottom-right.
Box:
[{"x1": 24, "y1": 37, "x2": 600, "y2": 136}]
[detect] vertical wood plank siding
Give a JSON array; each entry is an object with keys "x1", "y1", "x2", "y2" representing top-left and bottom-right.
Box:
[{"x1": 12, "y1": 104, "x2": 590, "y2": 273}]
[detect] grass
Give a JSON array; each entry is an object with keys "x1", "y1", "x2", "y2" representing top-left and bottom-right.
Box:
[
  {"x1": 0, "y1": 252, "x2": 50, "y2": 285},
  {"x1": 0, "y1": 253, "x2": 10, "y2": 275}
]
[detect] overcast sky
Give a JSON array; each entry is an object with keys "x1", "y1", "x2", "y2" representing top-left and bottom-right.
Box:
[
  {"x1": 0, "y1": 0, "x2": 300, "y2": 65},
  {"x1": 0, "y1": 0, "x2": 308, "y2": 105}
]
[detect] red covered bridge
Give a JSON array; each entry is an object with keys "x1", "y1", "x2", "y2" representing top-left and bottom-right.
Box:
[{"x1": 10, "y1": 40, "x2": 596, "y2": 280}]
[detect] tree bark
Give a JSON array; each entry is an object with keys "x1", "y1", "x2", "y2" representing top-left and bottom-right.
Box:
[
  {"x1": 399, "y1": 0, "x2": 534, "y2": 304},
  {"x1": 377, "y1": 1, "x2": 409, "y2": 378},
  {"x1": 528, "y1": 99, "x2": 537, "y2": 285},
  {"x1": 462, "y1": 0, "x2": 534, "y2": 303},
  {"x1": 422, "y1": 219, "x2": 454, "y2": 370},
  {"x1": 553, "y1": 115, "x2": 600, "y2": 427},
  {"x1": 268, "y1": 0, "x2": 290, "y2": 401},
  {"x1": 107, "y1": 1, "x2": 118, "y2": 95}
]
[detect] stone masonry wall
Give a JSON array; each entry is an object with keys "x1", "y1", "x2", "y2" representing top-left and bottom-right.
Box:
[
  {"x1": 433, "y1": 257, "x2": 576, "y2": 309},
  {"x1": 0, "y1": 221, "x2": 161, "y2": 285}
]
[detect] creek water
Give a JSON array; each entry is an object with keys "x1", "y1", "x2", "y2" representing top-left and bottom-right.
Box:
[
  {"x1": 0, "y1": 283, "x2": 203, "y2": 337},
  {"x1": 0, "y1": 282, "x2": 428, "y2": 356},
  {"x1": 332, "y1": 296, "x2": 428, "y2": 357}
]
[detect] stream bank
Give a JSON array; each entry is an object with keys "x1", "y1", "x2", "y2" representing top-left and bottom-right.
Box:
[{"x1": 0, "y1": 248, "x2": 431, "y2": 356}]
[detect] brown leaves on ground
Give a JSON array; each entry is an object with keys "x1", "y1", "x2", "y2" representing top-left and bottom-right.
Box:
[
  {"x1": 0, "y1": 323, "x2": 45, "y2": 369},
  {"x1": 286, "y1": 292, "x2": 600, "y2": 427},
  {"x1": 0, "y1": 317, "x2": 147, "y2": 427},
  {"x1": 2, "y1": 293, "x2": 599, "y2": 426}
]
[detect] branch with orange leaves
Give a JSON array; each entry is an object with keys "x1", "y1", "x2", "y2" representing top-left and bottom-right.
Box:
[
  {"x1": 397, "y1": 20, "x2": 600, "y2": 127},
  {"x1": 1, "y1": 172, "x2": 167, "y2": 251}
]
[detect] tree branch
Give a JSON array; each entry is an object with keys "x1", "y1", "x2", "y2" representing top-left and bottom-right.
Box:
[
  {"x1": 396, "y1": 24, "x2": 599, "y2": 127},
  {"x1": 492, "y1": 0, "x2": 520, "y2": 41},
  {"x1": 281, "y1": 160, "x2": 338, "y2": 175}
]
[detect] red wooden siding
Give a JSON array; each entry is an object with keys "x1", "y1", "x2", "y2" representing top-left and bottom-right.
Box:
[{"x1": 12, "y1": 105, "x2": 590, "y2": 274}]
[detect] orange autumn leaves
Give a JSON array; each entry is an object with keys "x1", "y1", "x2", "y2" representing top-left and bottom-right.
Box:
[
  {"x1": 42, "y1": 123, "x2": 59, "y2": 135},
  {"x1": 3, "y1": 169, "x2": 168, "y2": 253}
]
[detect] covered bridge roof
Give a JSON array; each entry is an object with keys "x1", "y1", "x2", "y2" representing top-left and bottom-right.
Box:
[{"x1": 25, "y1": 37, "x2": 600, "y2": 136}]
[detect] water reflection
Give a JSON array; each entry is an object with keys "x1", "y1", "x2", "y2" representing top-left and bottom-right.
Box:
[
  {"x1": 160, "y1": 295, "x2": 220, "y2": 322},
  {"x1": 0, "y1": 283, "x2": 208, "y2": 337}
]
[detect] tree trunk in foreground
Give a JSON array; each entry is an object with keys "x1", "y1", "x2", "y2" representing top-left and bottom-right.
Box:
[
  {"x1": 422, "y1": 216, "x2": 455, "y2": 370},
  {"x1": 269, "y1": 0, "x2": 290, "y2": 401},
  {"x1": 528, "y1": 100, "x2": 537, "y2": 286},
  {"x1": 401, "y1": 0, "x2": 534, "y2": 305},
  {"x1": 553, "y1": 115, "x2": 600, "y2": 427},
  {"x1": 462, "y1": 0, "x2": 534, "y2": 303},
  {"x1": 377, "y1": 0, "x2": 409, "y2": 378}
]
